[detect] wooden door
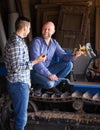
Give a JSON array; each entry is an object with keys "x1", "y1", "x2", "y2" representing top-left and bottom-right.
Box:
[
  {"x1": 55, "y1": 5, "x2": 90, "y2": 49},
  {"x1": 35, "y1": 4, "x2": 60, "y2": 36}
]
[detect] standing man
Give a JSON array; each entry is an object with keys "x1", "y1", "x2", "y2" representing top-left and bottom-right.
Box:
[
  {"x1": 29, "y1": 21, "x2": 82, "y2": 96},
  {"x1": 4, "y1": 16, "x2": 46, "y2": 130}
]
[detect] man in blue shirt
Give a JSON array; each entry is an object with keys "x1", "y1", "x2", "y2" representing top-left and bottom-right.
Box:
[
  {"x1": 29, "y1": 21, "x2": 82, "y2": 96},
  {"x1": 4, "y1": 16, "x2": 46, "y2": 130}
]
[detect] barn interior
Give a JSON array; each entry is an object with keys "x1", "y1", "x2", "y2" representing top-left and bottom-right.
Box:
[{"x1": 0, "y1": 0, "x2": 100, "y2": 130}]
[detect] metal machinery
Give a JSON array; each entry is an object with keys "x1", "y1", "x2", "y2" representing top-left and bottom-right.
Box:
[{"x1": 0, "y1": 43, "x2": 100, "y2": 130}]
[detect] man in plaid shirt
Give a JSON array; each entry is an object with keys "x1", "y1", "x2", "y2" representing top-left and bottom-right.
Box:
[{"x1": 4, "y1": 16, "x2": 46, "y2": 130}]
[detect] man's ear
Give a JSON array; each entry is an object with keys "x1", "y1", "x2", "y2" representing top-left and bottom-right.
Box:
[
  {"x1": 24, "y1": 25, "x2": 28, "y2": 32},
  {"x1": 24, "y1": 25, "x2": 27, "y2": 31},
  {"x1": 53, "y1": 29, "x2": 55, "y2": 34}
]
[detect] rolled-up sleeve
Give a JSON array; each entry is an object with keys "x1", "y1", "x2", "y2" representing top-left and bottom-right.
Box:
[{"x1": 54, "y1": 40, "x2": 74, "y2": 62}]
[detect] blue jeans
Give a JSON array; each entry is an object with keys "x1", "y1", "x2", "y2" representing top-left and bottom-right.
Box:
[
  {"x1": 7, "y1": 81, "x2": 30, "y2": 130},
  {"x1": 31, "y1": 61, "x2": 73, "y2": 89}
]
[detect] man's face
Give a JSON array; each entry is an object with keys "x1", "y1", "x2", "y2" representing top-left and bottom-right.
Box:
[{"x1": 42, "y1": 22, "x2": 55, "y2": 39}]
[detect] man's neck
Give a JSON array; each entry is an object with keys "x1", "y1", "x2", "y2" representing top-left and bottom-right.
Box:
[
  {"x1": 44, "y1": 38, "x2": 51, "y2": 46},
  {"x1": 16, "y1": 30, "x2": 24, "y2": 38}
]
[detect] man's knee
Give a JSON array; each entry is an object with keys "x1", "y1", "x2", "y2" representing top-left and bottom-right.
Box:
[
  {"x1": 64, "y1": 61, "x2": 73, "y2": 71},
  {"x1": 67, "y1": 61, "x2": 73, "y2": 70},
  {"x1": 45, "y1": 80, "x2": 55, "y2": 89}
]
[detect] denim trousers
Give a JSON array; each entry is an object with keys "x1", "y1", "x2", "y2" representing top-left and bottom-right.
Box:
[
  {"x1": 31, "y1": 61, "x2": 73, "y2": 89},
  {"x1": 7, "y1": 81, "x2": 30, "y2": 130}
]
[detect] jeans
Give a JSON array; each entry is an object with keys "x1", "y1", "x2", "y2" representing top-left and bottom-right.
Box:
[
  {"x1": 31, "y1": 61, "x2": 73, "y2": 89},
  {"x1": 7, "y1": 81, "x2": 30, "y2": 130}
]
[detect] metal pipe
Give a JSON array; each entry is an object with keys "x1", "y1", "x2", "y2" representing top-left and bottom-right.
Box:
[{"x1": 0, "y1": 14, "x2": 7, "y2": 56}]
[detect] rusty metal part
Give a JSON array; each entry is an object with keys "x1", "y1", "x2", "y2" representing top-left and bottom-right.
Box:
[
  {"x1": 30, "y1": 90, "x2": 100, "y2": 104},
  {"x1": 72, "y1": 100, "x2": 83, "y2": 111},
  {"x1": 27, "y1": 111, "x2": 100, "y2": 128},
  {"x1": 82, "y1": 91, "x2": 93, "y2": 100},
  {"x1": 92, "y1": 93, "x2": 100, "y2": 101}
]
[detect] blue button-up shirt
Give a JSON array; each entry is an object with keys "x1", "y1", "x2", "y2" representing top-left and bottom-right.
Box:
[
  {"x1": 4, "y1": 33, "x2": 33, "y2": 86},
  {"x1": 29, "y1": 36, "x2": 74, "y2": 77}
]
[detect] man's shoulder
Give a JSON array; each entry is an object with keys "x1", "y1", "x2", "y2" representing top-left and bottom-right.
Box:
[
  {"x1": 30, "y1": 36, "x2": 41, "y2": 43},
  {"x1": 8, "y1": 33, "x2": 23, "y2": 46},
  {"x1": 33, "y1": 36, "x2": 43, "y2": 41},
  {"x1": 51, "y1": 38, "x2": 58, "y2": 45},
  {"x1": 31, "y1": 36, "x2": 44, "y2": 45}
]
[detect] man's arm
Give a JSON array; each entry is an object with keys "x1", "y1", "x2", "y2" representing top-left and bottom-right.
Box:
[
  {"x1": 29, "y1": 38, "x2": 52, "y2": 77},
  {"x1": 54, "y1": 40, "x2": 81, "y2": 61}
]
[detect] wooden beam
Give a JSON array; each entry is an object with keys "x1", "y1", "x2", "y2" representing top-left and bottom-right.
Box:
[{"x1": 95, "y1": 0, "x2": 100, "y2": 6}]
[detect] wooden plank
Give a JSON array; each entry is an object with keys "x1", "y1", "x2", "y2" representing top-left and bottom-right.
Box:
[
  {"x1": 56, "y1": 5, "x2": 90, "y2": 49},
  {"x1": 35, "y1": 4, "x2": 60, "y2": 36},
  {"x1": 96, "y1": 7, "x2": 100, "y2": 54},
  {"x1": 95, "y1": 0, "x2": 100, "y2": 6}
]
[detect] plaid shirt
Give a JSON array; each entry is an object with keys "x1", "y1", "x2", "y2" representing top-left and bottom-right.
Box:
[{"x1": 4, "y1": 33, "x2": 33, "y2": 86}]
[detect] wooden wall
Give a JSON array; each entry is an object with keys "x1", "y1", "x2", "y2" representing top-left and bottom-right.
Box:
[
  {"x1": 29, "y1": 0, "x2": 100, "y2": 53},
  {"x1": 95, "y1": 0, "x2": 100, "y2": 54},
  {"x1": 0, "y1": 0, "x2": 100, "y2": 51},
  {"x1": 30, "y1": 0, "x2": 95, "y2": 49}
]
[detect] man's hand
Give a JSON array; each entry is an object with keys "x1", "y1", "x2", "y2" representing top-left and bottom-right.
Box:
[
  {"x1": 48, "y1": 74, "x2": 58, "y2": 81},
  {"x1": 75, "y1": 50, "x2": 82, "y2": 58},
  {"x1": 73, "y1": 45, "x2": 87, "y2": 57},
  {"x1": 33, "y1": 54, "x2": 46, "y2": 65}
]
